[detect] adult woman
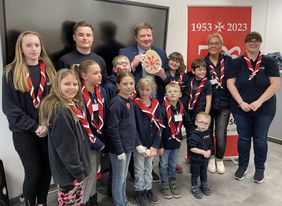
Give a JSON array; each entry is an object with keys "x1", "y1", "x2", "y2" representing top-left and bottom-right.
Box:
[
  {"x1": 2, "y1": 31, "x2": 56, "y2": 205},
  {"x1": 226, "y1": 31, "x2": 280, "y2": 183},
  {"x1": 204, "y1": 33, "x2": 232, "y2": 174}
]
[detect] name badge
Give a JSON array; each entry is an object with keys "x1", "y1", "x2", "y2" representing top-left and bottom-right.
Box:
[
  {"x1": 174, "y1": 114, "x2": 182, "y2": 122},
  {"x1": 210, "y1": 79, "x2": 218, "y2": 85},
  {"x1": 92, "y1": 104, "x2": 98, "y2": 111}
]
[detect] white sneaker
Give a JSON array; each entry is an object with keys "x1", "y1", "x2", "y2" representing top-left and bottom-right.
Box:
[
  {"x1": 216, "y1": 159, "x2": 225, "y2": 174},
  {"x1": 208, "y1": 158, "x2": 216, "y2": 173}
]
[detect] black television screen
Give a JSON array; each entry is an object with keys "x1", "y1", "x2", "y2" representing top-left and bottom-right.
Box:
[{"x1": 0, "y1": 0, "x2": 169, "y2": 68}]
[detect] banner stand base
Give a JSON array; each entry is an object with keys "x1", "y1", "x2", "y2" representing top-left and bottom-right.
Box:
[{"x1": 224, "y1": 156, "x2": 238, "y2": 165}]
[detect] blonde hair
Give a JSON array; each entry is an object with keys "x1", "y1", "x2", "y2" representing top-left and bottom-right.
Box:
[
  {"x1": 72, "y1": 60, "x2": 99, "y2": 82},
  {"x1": 39, "y1": 69, "x2": 82, "y2": 126},
  {"x1": 165, "y1": 82, "x2": 181, "y2": 93},
  {"x1": 207, "y1": 33, "x2": 223, "y2": 45},
  {"x1": 112, "y1": 55, "x2": 130, "y2": 67},
  {"x1": 137, "y1": 76, "x2": 156, "y2": 92},
  {"x1": 168, "y1": 52, "x2": 186, "y2": 73},
  {"x1": 4, "y1": 31, "x2": 56, "y2": 92},
  {"x1": 196, "y1": 112, "x2": 211, "y2": 123}
]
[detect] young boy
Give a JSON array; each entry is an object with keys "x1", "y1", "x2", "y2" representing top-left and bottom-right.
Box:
[
  {"x1": 159, "y1": 82, "x2": 194, "y2": 199},
  {"x1": 184, "y1": 58, "x2": 212, "y2": 166},
  {"x1": 188, "y1": 112, "x2": 212, "y2": 199},
  {"x1": 103, "y1": 55, "x2": 131, "y2": 100}
]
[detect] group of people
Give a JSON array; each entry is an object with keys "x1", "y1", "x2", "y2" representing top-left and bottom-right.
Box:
[{"x1": 2, "y1": 20, "x2": 280, "y2": 206}]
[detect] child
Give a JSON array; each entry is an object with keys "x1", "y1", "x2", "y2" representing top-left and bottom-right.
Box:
[
  {"x1": 164, "y1": 51, "x2": 192, "y2": 173},
  {"x1": 188, "y1": 112, "x2": 212, "y2": 199},
  {"x1": 159, "y1": 82, "x2": 194, "y2": 199},
  {"x1": 184, "y1": 59, "x2": 212, "y2": 165},
  {"x1": 163, "y1": 52, "x2": 191, "y2": 94},
  {"x1": 73, "y1": 60, "x2": 107, "y2": 206},
  {"x1": 104, "y1": 55, "x2": 132, "y2": 100},
  {"x1": 107, "y1": 71, "x2": 144, "y2": 206},
  {"x1": 39, "y1": 69, "x2": 104, "y2": 206},
  {"x1": 185, "y1": 58, "x2": 212, "y2": 122},
  {"x1": 2, "y1": 31, "x2": 56, "y2": 206},
  {"x1": 133, "y1": 76, "x2": 164, "y2": 205}
]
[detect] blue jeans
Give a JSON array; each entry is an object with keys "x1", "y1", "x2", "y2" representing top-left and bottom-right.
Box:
[
  {"x1": 233, "y1": 113, "x2": 274, "y2": 170},
  {"x1": 109, "y1": 152, "x2": 131, "y2": 206},
  {"x1": 133, "y1": 151, "x2": 154, "y2": 191},
  {"x1": 159, "y1": 149, "x2": 179, "y2": 182},
  {"x1": 210, "y1": 109, "x2": 231, "y2": 159}
]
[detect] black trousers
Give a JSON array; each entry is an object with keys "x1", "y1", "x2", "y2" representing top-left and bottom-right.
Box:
[
  {"x1": 13, "y1": 132, "x2": 51, "y2": 205},
  {"x1": 190, "y1": 161, "x2": 208, "y2": 186}
]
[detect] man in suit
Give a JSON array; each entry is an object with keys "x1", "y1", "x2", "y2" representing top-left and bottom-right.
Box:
[{"x1": 119, "y1": 22, "x2": 168, "y2": 103}]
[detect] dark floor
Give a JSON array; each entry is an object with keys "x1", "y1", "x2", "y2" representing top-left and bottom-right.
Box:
[{"x1": 13, "y1": 141, "x2": 282, "y2": 206}]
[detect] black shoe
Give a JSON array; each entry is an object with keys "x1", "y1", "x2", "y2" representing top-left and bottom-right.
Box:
[
  {"x1": 136, "y1": 191, "x2": 150, "y2": 206},
  {"x1": 152, "y1": 170, "x2": 160, "y2": 183},
  {"x1": 200, "y1": 182, "x2": 211, "y2": 196},
  {"x1": 234, "y1": 167, "x2": 248, "y2": 181},
  {"x1": 89, "y1": 194, "x2": 98, "y2": 206},
  {"x1": 253, "y1": 169, "x2": 264, "y2": 184},
  {"x1": 190, "y1": 186, "x2": 203, "y2": 199},
  {"x1": 145, "y1": 189, "x2": 160, "y2": 204}
]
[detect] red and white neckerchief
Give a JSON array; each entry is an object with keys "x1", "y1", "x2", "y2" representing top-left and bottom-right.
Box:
[
  {"x1": 170, "y1": 72, "x2": 184, "y2": 86},
  {"x1": 129, "y1": 89, "x2": 137, "y2": 101},
  {"x1": 68, "y1": 102, "x2": 97, "y2": 144},
  {"x1": 26, "y1": 59, "x2": 46, "y2": 108},
  {"x1": 209, "y1": 59, "x2": 224, "y2": 89},
  {"x1": 244, "y1": 52, "x2": 263, "y2": 80},
  {"x1": 134, "y1": 98, "x2": 165, "y2": 131},
  {"x1": 188, "y1": 77, "x2": 207, "y2": 110},
  {"x1": 165, "y1": 98, "x2": 183, "y2": 142},
  {"x1": 81, "y1": 85, "x2": 104, "y2": 134}
]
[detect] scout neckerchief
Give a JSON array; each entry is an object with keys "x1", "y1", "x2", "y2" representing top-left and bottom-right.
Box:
[
  {"x1": 134, "y1": 97, "x2": 165, "y2": 131},
  {"x1": 26, "y1": 59, "x2": 46, "y2": 108},
  {"x1": 129, "y1": 89, "x2": 137, "y2": 101},
  {"x1": 209, "y1": 58, "x2": 225, "y2": 89},
  {"x1": 165, "y1": 98, "x2": 183, "y2": 142},
  {"x1": 188, "y1": 77, "x2": 207, "y2": 110},
  {"x1": 170, "y1": 72, "x2": 184, "y2": 86},
  {"x1": 68, "y1": 102, "x2": 97, "y2": 144},
  {"x1": 244, "y1": 51, "x2": 263, "y2": 80},
  {"x1": 81, "y1": 84, "x2": 104, "y2": 134}
]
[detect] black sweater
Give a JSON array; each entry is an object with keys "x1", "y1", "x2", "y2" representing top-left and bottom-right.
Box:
[
  {"x1": 160, "y1": 101, "x2": 195, "y2": 150},
  {"x1": 106, "y1": 95, "x2": 141, "y2": 155},
  {"x1": 48, "y1": 106, "x2": 91, "y2": 185},
  {"x1": 56, "y1": 50, "x2": 108, "y2": 85},
  {"x1": 188, "y1": 130, "x2": 211, "y2": 163},
  {"x1": 2, "y1": 65, "x2": 51, "y2": 132},
  {"x1": 133, "y1": 99, "x2": 163, "y2": 149}
]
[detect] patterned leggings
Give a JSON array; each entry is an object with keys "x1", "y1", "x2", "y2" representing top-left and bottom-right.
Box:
[{"x1": 58, "y1": 182, "x2": 83, "y2": 206}]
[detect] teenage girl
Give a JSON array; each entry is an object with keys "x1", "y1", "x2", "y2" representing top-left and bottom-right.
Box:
[
  {"x1": 2, "y1": 31, "x2": 56, "y2": 206},
  {"x1": 73, "y1": 60, "x2": 107, "y2": 205},
  {"x1": 39, "y1": 69, "x2": 104, "y2": 206},
  {"x1": 107, "y1": 71, "x2": 145, "y2": 206}
]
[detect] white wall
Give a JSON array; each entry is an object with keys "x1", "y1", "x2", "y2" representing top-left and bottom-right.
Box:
[{"x1": 0, "y1": 0, "x2": 281, "y2": 198}]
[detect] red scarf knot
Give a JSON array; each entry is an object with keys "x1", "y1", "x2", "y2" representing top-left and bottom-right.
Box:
[
  {"x1": 188, "y1": 77, "x2": 207, "y2": 110},
  {"x1": 165, "y1": 98, "x2": 183, "y2": 142},
  {"x1": 81, "y1": 85, "x2": 104, "y2": 134},
  {"x1": 26, "y1": 59, "x2": 46, "y2": 108}
]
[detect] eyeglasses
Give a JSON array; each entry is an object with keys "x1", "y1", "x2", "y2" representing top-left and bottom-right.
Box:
[
  {"x1": 116, "y1": 61, "x2": 130, "y2": 66},
  {"x1": 247, "y1": 40, "x2": 260, "y2": 44},
  {"x1": 196, "y1": 121, "x2": 210, "y2": 126},
  {"x1": 169, "y1": 59, "x2": 181, "y2": 64},
  {"x1": 208, "y1": 42, "x2": 221, "y2": 46}
]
